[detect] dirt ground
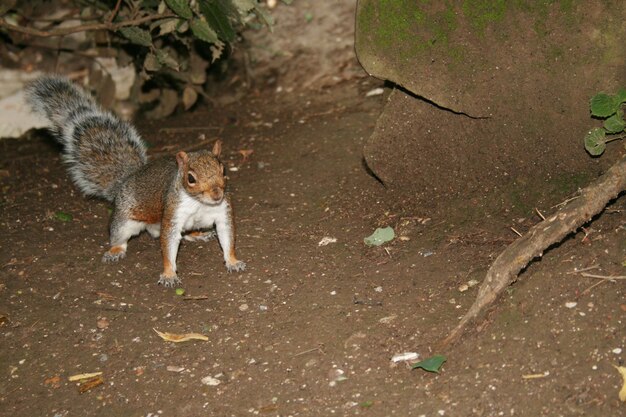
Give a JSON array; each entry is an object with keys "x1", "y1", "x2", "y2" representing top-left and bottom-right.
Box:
[{"x1": 1, "y1": 1, "x2": 625, "y2": 416}]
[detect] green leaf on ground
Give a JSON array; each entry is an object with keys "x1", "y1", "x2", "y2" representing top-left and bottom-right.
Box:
[
  {"x1": 603, "y1": 112, "x2": 625, "y2": 134},
  {"x1": 118, "y1": 27, "x2": 152, "y2": 46},
  {"x1": 590, "y1": 93, "x2": 619, "y2": 118},
  {"x1": 411, "y1": 354, "x2": 447, "y2": 373},
  {"x1": 584, "y1": 127, "x2": 606, "y2": 156},
  {"x1": 364, "y1": 226, "x2": 395, "y2": 246},
  {"x1": 175, "y1": 288, "x2": 185, "y2": 296},
  {"x1": 165, "y1": 0, "x2": 193, "y2": 19},
  {"x1": 616, "y1": 88, "x2": 626, "y2": 105},
  {"x1": 55, "y1": 211, "x2": 73, "y2": 222}
]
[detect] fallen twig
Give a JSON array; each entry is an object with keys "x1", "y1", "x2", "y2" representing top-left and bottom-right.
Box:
[
  {"x1": 441, "y1": 154, "x2": 626, "y2": 348},
  {"x1": 535, "y1": 208, "x2": 546, "y2": 221},
  {"x1": 580, "y1": 273, "x2": 626, "y2": 280},
  {"x1": 183, "y1": 295, "x2": 210, "y2": 301},
  {"x1": 578, "y1": 272, "x2": 625, "y2": 297},
  {"x1": 158, "y1": 126, "x2": 223, "y2": 134},
  {"x1": 294, "y1": 345, "x2": 324, "y2": 357},
  {"x1": 566, "y1": 264, "x2": 599, "y2": 274}
]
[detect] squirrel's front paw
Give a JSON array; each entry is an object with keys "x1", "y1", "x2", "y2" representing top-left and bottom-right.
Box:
[
  {"x1": 102, "y1": 247, "x2": 126, "y2": 263},
  {"x1": 158, "y1": 273, "x2": 182, "y2": 288},
  {"x1": 226, "y1": 260, "x2": 246, "y2": 273}
]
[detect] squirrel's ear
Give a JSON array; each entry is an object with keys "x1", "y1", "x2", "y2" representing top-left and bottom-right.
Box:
[
  {"x1": 176, "y1": 151, "x2": 188, "y2": 169},
  {"x1": 212, "y1": 140, "x2": 222, "y2": 157}
]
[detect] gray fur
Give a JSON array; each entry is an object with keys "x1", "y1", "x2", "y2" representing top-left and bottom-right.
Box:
[{"x1": 26, "y1": 75, "x2": 147, "y2": 201}]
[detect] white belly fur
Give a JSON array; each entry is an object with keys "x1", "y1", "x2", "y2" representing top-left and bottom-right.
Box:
[{"x1": 174, "y1": 191, "x2": 228, "y2": 233}]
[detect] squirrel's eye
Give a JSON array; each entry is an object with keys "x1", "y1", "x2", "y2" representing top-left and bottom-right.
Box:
[{"x1": 187, "y1": 173, "x2": 197, "y2": 185}]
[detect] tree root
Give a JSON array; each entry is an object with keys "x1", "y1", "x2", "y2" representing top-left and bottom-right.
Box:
[{"x1": 441, "y1": 154, "x2": 626, "y2": 348}]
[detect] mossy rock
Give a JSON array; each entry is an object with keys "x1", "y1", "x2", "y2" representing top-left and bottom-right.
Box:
[{"x1": 356, "y1": 0, "x2": 626, "y2": 208}]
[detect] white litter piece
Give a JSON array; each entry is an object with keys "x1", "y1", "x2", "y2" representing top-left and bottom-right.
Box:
[
  {"x1": 391, "y1": 352, "x2": 419, "y2": 363},
  {"x1": 365, "y1": 87, "x2": 384, "y2": 97},
  {"x1": 318, "y1": 236, "x2": 337, "y2": 246}
]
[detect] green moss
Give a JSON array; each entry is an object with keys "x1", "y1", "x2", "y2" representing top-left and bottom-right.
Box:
[
  {"x1": 358, "y1": 0, "x2": 583, "y2": 73},
  {"x1": 548, "y1": 172, "x2": 591, "y2": 195},
  {"x1": 509, "y1": 188, "x2": 535, "y2": 216},
  {"x1": 462, "y1": 0, "x2": 507, "y2": 33}
]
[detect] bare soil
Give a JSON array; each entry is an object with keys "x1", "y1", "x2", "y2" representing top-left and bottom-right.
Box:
[
  {"x1": 1, "y1": 77, "x2": 625, "y2": 417},
  {"x1": 1, "y1": 1, "x2": 625, "y2": 416}
]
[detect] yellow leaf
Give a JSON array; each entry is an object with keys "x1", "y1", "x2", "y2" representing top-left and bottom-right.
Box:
[
  {"x1": 153, "y1": 328, "x2": 208, "y2": 343},
  {"x1": 614, "y1": 365, "x2": 626, "y2": 402},
  {"x1": 68, "y1": 371, "x2": 103, "y2": 382}
]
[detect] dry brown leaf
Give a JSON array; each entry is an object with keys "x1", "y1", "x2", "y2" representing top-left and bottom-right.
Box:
[
  {"x1": 238, "y1": 149, "x2": 253, "y2": 162},
  {"x1": 44, "y1": 375, "x2": 61, "y2": 389},
  {"x1": 78, "y1": 376, "x2": 103, "y2": 393},
  {"x1": 153, "y1": 328, "x2": 208, "y2": 343},
  {"x1": 182, "y1": 86, "x2": 198, "y2": 110},
  {"x1": 96, "y1": 317, "x2": 109, "y2": 330}
]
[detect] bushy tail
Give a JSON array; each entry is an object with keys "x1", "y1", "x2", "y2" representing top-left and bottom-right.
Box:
[{"x1": 26, "y1": 75, "x2": 147, "y2": 201}]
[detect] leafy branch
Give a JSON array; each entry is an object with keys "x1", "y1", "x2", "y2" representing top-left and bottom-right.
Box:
[
  {"x1": 0, "y1": 0, "x2": 275, "y2": 115},
  {"x1": 584, "y1": 88, "x2": 626, "y2": 156}
]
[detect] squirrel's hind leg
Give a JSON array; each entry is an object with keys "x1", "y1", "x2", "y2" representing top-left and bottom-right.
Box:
[
  {"x1": 146, "y1": 224, "x2": 161, "y2": 238},
  {"x1": 103, "y1": 217, "x2": 146, "y2": 262}
]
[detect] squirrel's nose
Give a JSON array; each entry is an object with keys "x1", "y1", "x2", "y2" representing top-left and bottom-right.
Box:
[{"x1": 210, "y1": 187, "x2": 224, "y2": 201}]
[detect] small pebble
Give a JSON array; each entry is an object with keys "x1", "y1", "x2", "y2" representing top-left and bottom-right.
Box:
[
  {"x1": 564, "y1": 301, "x2": 577, "y2": 309},
  {"x1": 612, "y1": 348, "x2": 622, "y2": 354},
  {"x1": 239, "y1": 304, "x2": 249, "y2": 312}
]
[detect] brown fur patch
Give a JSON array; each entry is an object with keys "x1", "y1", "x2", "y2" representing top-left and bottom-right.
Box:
[
  {"x1": 161, "y1": 255, "x2": 175, "y2": 277},
  {"x1": 130, "y1": 207, "x2": 162, "y2": 225},
  {"x1": 228, "y1": 246, "x2": 238, "y2": 264},
  {"x1": 108, "y1": 245, "x2": 125, "y2": 255}
]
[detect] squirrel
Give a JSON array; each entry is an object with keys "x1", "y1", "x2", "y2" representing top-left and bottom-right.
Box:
[{"x1": 26, "y1": 75, "x2": 246, "y2": 287}]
